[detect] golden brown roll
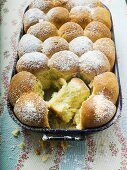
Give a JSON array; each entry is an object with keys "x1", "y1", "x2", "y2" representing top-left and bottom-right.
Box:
[
  {"x1": 29, "y1": 0, "x2": 54, "y2": 13},
  {"x1": 79, "y1": 94, "x2": 116, "y2": 129},
  {"x1": 49, "y1": 78, "x2": 90, "y2": 123},
  {"x1": 59, "y1": 22, "x2": 84, "y2": 42},
  {"x1": 48, "y1": 50, "x2": 79, "y2": 80},
  {"x1": 84, "y1": 21, "x2": 111, "y2": 42},
  {"x1": 53, "y1": 0, "x2": 73, "y2": 10},
  {"x1": 70, "y1": 6, "x2": 92, "y2": 29},
  {"x1": 16, "y1": 52, "x2": 48, "y2": 73},
  {"x1": 47, "y1": 7, "x2": 70, "y2": 28},
  {"x1": 83, "y1": 0, "x2": 102, "y2": 8},
  {"x1": 27, "y1": 21, "x2": 58, "y2": 41},
  {"x1": 53, "y1": 0, "x2": 102, "y2": 10},
  {"x1": 42, "y1": 36, "x2": 69, "y2": 58},
  {"x1": 91, "y1": 7, "x2": 111, "y2": 29},
  {"x1": 79, "y1": 50, "x2": 110, "y2": 82},
  {"x1": 69, "y1": 36, "x2": 93, "y2": 56},
  {"x1": 23, "y1": 8, "x2": 46, "y2": 32},
  {"x1": 92, "y1": 72, "x2": 119, "y2": 104},
  {"x1": 17, "y1": 34, "x2": 42, "y2": 58},
  {"x1": 16, "y1": 52, "x2": 51, "y2": 90},
  {"x1": 8, "y1": 71, "x2": 43, "y2": 106},
  {"x1": 14, "y1": 92, "x2": 50, "y2": 128},
  {"x1": 93, "y1": 38, "x2": 115, "y2": 70}
]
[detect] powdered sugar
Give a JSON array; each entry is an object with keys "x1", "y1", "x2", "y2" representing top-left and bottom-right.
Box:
[
  {"x1": 69, "y1": 36, "x2": 93, "y2": 56},
  {"x1": 79, "y1": 50, "x2": 110, "y2": 81},
  {"x1": 30, "y1": 0, "x2": 53, "y2": 13},
  {"x1": 23, "y1": 8, "x2": 46, "y2": 32},
  {"x1": 48, "y1": 50, "x2": 79, "y2": 72},
  {"x1": 42, "y1": 36, "x2": 69, "y2": 57},
  {"x1": 16, "y1": 52, "x2": 48, "y2": 72},
  {"x1": 27, "y1": 21, "x2": 58, "y2": 41},
  {"x1": 47, "y1": 7, "x2": 70, "y2": 28},
  {"x1": 14, "y1": 93, "x2": 48, "y2": 126},
  {"x1": 18, "y1": 34, "x2": 42, "y2": 57},
  {"x1": 93, "y1": 94, "x2": 116, "y2": 123}
]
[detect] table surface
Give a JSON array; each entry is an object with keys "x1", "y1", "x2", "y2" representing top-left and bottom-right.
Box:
[{"x1": 1, "y1": 0, "x2": 127, "y2": 170}]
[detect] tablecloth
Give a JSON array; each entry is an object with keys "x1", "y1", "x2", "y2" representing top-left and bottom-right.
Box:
[{"x1": 1, "y1": 0, "x2": 127, "y2": 169}]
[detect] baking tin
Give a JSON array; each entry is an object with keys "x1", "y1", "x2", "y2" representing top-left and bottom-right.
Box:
[{"x1": 7, "y1": 4, "x2": 122, "y2": 140}]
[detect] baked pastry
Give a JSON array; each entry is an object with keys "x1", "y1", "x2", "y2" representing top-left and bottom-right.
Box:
[
  {"x1": 82, "y1": 0, "x2": 102, "y2": 8},
  {"x1": 92, "y1": 72, "x2": 119, "y2": 104},
  {"x1": 53, "y1": 0, "x2": 102, "y2": 10},
  {"x1": 14, "y1": 92, "x2": 49, "y2": 128},
  {"x1": 59, "y1": 22, "x2": 84, "y2": 42},
  {"x1": 42, "y1": 36, "x2": 69, "y2": 58},
  {"x1": 48, "y1": 50, "x2": 79, "y2": 80},
  {"x1": 84, "y1": 21, "x2": 111, "y2": 42},
  {"x1": 53, "y1": 0, "x2": 73, "y2": 10},
  {"x1": 70, "y1": 6, "x2": 92, "y2": 29},
  {"x1": 93, "y1": 38, "x2": 115, "y2": 70},
  {"x1": 78, "y1": 94, "x2": 116, "y2": 129},
  {"x1": 79, "y1": 50, "x2": 110, "y2": 82},
  {"x1": 16, "y1": 52, "x2": 51, "y2": 90},
  {"x1": 8, "y1": 71, "x2": 43, "y2": 106},
  {"x1": 49, "y1": 78, "x2": 90, "y2": 123},
  {"x1": 17, "y1": 34, "x2": 42, "y2": 58},
  {"x1": 91, "y1": 7, "x2": 111, "y2": 29},
  {"x1": 23, "y1": 8, "x2": 46, "y2": 32},
  {"x1": 29, "y1": 0, "x2": 54, "y2": 13},
  {"x1": 27, "y1": 21, "x2": 58, "y2": 41},
  {"x1": 69, "y1": 36, "x2": 93, "y2": 56},
  {"x1": 47, "y1": 7, "x2": 70, "y2": 28}
]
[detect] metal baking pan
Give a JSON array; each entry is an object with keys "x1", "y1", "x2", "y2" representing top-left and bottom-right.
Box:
[{"x1": 7, "y1": 4, "x2": 122, "y2": 140}]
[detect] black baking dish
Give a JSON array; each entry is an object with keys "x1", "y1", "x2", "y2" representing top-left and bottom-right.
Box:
[{"x1": 7, "y1": 4, "x2": 122, "y2": 140}]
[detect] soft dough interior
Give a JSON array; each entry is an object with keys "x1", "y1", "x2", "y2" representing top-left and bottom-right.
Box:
[{"x1": 49, "y1": 78, "x2": 90, "y2": 123}]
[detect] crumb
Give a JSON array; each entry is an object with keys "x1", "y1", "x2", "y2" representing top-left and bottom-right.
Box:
[
  {"x1": 35, "y1": 148, "x2": 41, "y2": 155},
  {"x1": 19, "y1": 142, "x2": 26, "y2": 150},
  {"x1": 12, "y1": 128, "x2": 20, "y2": 137},
  {"x1": 42, "y1": 154, "x2": 49, "y2": 162}
]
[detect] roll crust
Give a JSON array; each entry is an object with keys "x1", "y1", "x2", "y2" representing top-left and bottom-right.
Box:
[
  {"x1": 14, "y1": 92, "x2": 49, "y2": 128},
  {"x1": 84, "y1": 21, "x2": 111, "y2": 42},
  {"x1": 79, "y1": 94, "x2": 116, "y2": 129},
  {"x1": 79, "y1": 50, "x2": 110, "y2": 82},
  {"x1": 93, "y1": 38, "x2": 115, "y2": 70},
  {"x1": 91, "y1": 7, "x2": 111, "y2": 29},
  {"x1": 8, "y1": 71, "x2": 42, "y2": 106},
  {"x1": 70, "y1": 6, "x2": 92, "y2": 29},
  {"x1": 48, "y1": 50, "x2": 79, "y2": 80},
  {"x1": 92, "y1": 72, "x2": 119, "y2": 104},
  {"x1": 17, "y1": 34, "x2": 42, "y2": 58},
  {"x1": 27, "y1": 21, "x2": 58, "y2": 41},
  {"x1": 59, "y1": 22, "x2": 84, "y2": 42},
  {"x1": 29, "y1": 0, "x2": 54, "y2": 13},
  {"x1": 23, "y1": 8, "x2": 46, "y2": 32},
  {"x1": 42, "y1": 36, "x2": 69, "y2": 58},
  {"x1": 47, "y1": 7, "x2": 70, "y2": 28}
]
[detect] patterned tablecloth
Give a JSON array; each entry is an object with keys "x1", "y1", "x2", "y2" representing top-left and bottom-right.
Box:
[{"x1": 1, "y1": 0, "x2": 127, "y2": 170}]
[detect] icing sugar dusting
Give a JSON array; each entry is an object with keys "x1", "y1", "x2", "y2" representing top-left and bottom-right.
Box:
[
  {"x1": 93, "y1": 95, "x2": 116, "y2": 123},
  {"x1": 23, "y1": 8, "x2": 46, "y2": 32},
  {"x1": 69, "y1": 36, "x2": 93, "y2": 56},
  {"x1": 16, "y1": 52, "x2": 48, "y2": 72},
  {"x1": 14, "y1": 93, "x2": 47, "y2": 125},
  {"x1": 42, "y1": 36, "x2": 69, "y2": 57},
  {"x1": 48, "y1": 50, "x2": 79, "y2": 72},
  {"x1": 79, "y1": 50, "x2": 110, "y2": 73},
  {"x1": 18, "y1": 34, "x2": 42, "y2": 57}
]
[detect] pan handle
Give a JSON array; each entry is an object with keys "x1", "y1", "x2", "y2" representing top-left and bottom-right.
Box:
[{"x1": 42, "y1": 134, "x2": 86, "y2": 141}]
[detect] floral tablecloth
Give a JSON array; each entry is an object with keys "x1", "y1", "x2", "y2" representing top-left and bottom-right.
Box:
[{"x1": 1, "y1": 0, "x2": 127, "y2": 170}]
